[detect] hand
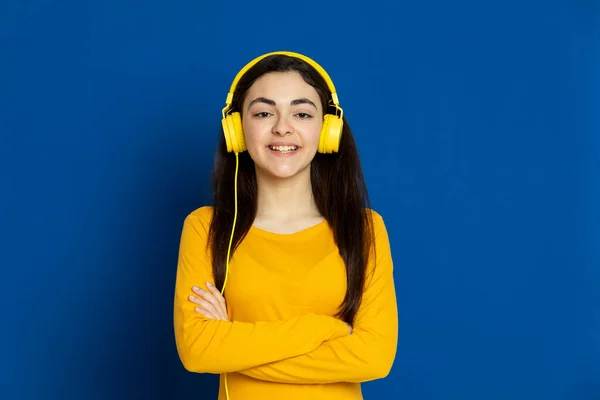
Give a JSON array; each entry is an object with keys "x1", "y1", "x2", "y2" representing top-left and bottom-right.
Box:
[{"x1": 188, "y1": 282, "x2": 229, "y2": 321}]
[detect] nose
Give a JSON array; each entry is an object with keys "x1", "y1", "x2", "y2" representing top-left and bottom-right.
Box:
[{"x1": 272, "y1": 114, "x2": 294, "y2": 136}]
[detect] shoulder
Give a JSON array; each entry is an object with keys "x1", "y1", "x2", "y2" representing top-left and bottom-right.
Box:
[
  {"x1": 188, "y1": 205, "x2": 214, "y2": 221},
  {"x1": 366, "y1": 208, "x2": 387, "y2": 236},
  {"x1": 182, "y1": 206, "x2": 214, "y2": 233},
  {"x1": 365, "y1": 207, "x2": 392, "y2": 256}
]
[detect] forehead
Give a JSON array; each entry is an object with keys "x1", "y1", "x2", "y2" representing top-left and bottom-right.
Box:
[{"x1": 244, "y1": 71, "x2": 320, "y2": 103}]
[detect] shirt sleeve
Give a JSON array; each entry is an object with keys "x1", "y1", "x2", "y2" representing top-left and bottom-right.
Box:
[
  {"x1": 173, "y1": 209, "x2": 350, "y2": 374},
  {"x1": 237, "y1": 212, "x2": 398, "y2": 383}
]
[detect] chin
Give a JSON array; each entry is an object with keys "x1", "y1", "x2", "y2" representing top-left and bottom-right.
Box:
[{"x1": 258, "y1": 163, "x2": 311, "y2": 181}]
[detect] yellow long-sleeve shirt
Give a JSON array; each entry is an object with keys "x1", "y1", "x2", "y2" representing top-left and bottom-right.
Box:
[{"x1": 173, "y1": 206, "x2": 398, "y2": 400}]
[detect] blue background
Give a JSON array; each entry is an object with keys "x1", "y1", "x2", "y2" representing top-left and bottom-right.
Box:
[{"x1": 1, "y1": 1, "x2": 599, "y2": 399}]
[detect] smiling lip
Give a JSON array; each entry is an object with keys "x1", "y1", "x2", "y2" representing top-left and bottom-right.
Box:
[
  {"x1": 267, "y1": 142, "x2": 301, "y2": 148},
  {"x1": 267, "y1": 143, "x2": 301, "y2": 157}
]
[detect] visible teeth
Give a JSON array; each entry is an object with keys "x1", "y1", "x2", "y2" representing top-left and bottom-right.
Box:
[{"x1": 269, "y1": 145, "x2": 298, "y2": 153}]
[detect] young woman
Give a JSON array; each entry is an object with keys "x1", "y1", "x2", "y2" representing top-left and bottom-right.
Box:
[{"x1": 173, "y1": 51, "x2": 398, "y2": 400}]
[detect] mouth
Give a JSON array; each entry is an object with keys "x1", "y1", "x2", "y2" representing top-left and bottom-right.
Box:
[{"x1": 267, "y1": 145, "x2": 300, "y2": 154}]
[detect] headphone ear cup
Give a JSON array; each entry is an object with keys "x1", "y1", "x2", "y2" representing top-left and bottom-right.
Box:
[
  {"x1": 319, "y1": 114, "x2": 343, "y2": 154},
  {"x1": 222, "y1": 112, "x2": 246, "y2": 153}
]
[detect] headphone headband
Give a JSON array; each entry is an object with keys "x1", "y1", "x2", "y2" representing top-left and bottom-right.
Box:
[{"x1": 224, "y1": 51, "x2": 340, "y2": 108}]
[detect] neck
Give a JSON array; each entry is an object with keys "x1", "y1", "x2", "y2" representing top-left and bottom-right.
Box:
[{"x1": 255, "y1": 167, "x2": 320, "y2": 222}]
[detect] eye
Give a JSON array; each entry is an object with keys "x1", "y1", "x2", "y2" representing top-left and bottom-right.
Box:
[
  {"x1": 254, "y1": 112, "x2": 271, "y2": 118},
  {"x1": 295, "y1": 113, "x2": 313, "y2": 119}
]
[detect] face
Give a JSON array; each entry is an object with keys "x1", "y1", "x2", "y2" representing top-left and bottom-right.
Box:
[{"x1": 241, "y1": 71, "x2": 323, "y2": 180}]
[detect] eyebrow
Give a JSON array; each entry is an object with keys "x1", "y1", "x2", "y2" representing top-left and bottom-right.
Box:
[{"x1": 247, "y1": 97, "x2": 317, "y2": 110}]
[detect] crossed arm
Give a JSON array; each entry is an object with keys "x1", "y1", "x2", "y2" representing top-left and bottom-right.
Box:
[{"x1": 173, "y1": 210, "x2": 398, "y2": 383}]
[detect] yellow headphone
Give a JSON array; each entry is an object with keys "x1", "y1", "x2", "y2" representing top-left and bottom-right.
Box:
[
  {"x1": 221, "y1": 51, "x2": 344, "y2": 155},
  {"x1": 219, "y1": 52, "x2": 343, "y2": 400}
]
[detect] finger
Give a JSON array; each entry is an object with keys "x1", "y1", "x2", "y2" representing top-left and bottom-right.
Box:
[
  {"x1": 189, "y1": 294, "x2": 218, "y2": 316},
  {"x1": 194, "y1": 306, "x2": 218, "y2": 320},
  {"x1": 195, "y1": 286, "x2": 227, "y2": 321},
  {"x1": 205, "y1": 282, "x2": 228, "y2": 318},
  {"x1": 344, "y1": 322, "x2": 353, "y2": 335},
  {"x1": 191, "y1": 288, "x2": 224, "y2": 320}
]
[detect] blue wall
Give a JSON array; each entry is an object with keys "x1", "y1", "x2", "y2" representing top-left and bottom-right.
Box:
[{"x1": 1, "y1": 1, "x2": 598, "y2": 399}]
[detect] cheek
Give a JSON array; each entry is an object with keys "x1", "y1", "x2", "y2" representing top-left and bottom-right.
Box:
[
  {"x1": 241, "y1": 119, "x2": 264, "y2": 147},
  {"x1": 306, "y1": 121, "x2": 323, "y2": 147}
]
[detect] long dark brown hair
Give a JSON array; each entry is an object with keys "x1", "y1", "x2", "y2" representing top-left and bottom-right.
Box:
[{"x1": 207, "y1": 54, "x2": 375, "y2": 325}]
